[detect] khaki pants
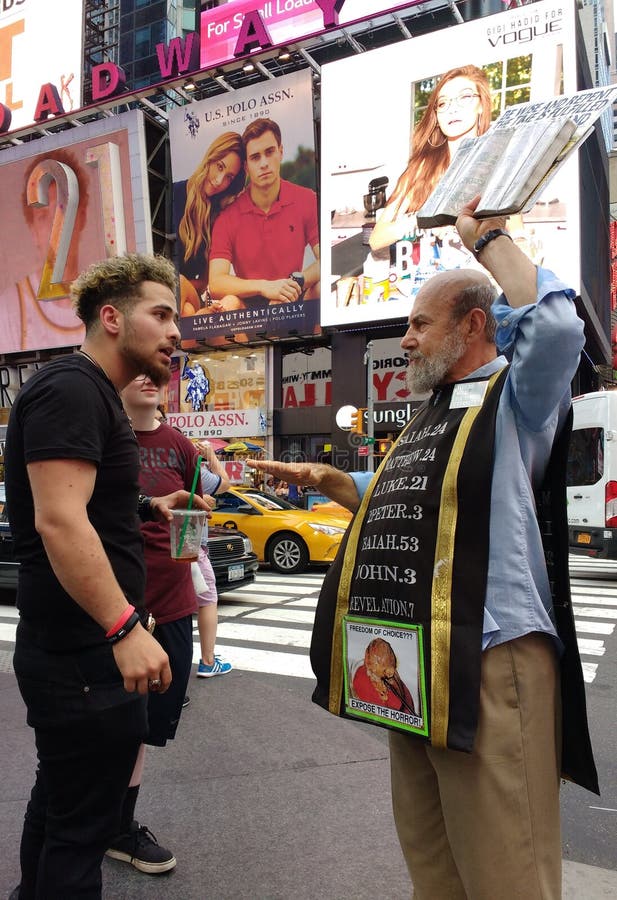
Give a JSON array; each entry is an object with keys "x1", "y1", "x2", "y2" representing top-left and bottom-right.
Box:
[{"x1": 389, "y1": 633, "x2": 562, "y2": 900}]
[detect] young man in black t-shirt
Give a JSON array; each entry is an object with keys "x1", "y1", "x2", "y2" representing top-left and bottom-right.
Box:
[{"x1": 6, "y1": 254, "x2": 210, "y2": 900}]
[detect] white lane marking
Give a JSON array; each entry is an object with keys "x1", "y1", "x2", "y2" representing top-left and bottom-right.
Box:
[
  {"x1": 572, "y1": 593, "x2": 617, "y2": 608},
  {"x1": 570, "y1": 607, "x2": 617, "y2": 619},
  {"x1": 193, "y1": 642, "x2": 313, "y2": 679},
  {"x1": 571, "y1": 581, "x2": 617, "y2": 593},
  {"x1": 220, "y1": 590, "x2": 316, "y2": 606},
  {"x1": 233, "y1": 583, "x2": 320, "y2": 597},
  {"x1": 220, "y1": 593, "x2": 293, "y2": 607},
  {"x1": 576, "y1": 638, "x2": 605, "y2": 656},
  {"x1": 582, "y1": 662, "x2": 598, "y2": 682},
  {"x1": 575, "y1": 620, "x2": 615, "y2": 635},
  {"x1": 0, "y1": 606, "x2": 19, "y2": 619},
  {"x1": 261, "y1": 573, "x2": 325, "y2": 583},
  {"x1": 0, "y1": 622, "x2": 16, "y2": 642},
  {"x1": 243, "y1": 607, "x2": 316, "y2": 625},
  {"x1": 210, "y1": 603, "x2": 259, "y2": 618},
  {"x1": 569, "y1": 555, "x2": 617, "y2": 567},
  {"x1": 216, "y1": 621, "x2": 311, "y2": 649}
]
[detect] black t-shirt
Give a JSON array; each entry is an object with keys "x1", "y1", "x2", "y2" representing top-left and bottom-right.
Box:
[{"x1": 5, "y1": 354, "x2": 145, "y2": 649}]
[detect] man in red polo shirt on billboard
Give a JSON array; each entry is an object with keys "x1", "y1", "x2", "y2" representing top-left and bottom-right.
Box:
[{"x1": 208, "y1": 118, "x2": 320, "y2": 310}]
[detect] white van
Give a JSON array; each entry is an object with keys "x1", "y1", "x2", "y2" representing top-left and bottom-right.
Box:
[{"x1": 567, "y1": 390, "x2": 617, "y2": 558}]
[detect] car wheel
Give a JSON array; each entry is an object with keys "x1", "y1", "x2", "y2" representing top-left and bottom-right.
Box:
[{"x1": 268, "y1": 532, "x2": 309, "y2": 574}]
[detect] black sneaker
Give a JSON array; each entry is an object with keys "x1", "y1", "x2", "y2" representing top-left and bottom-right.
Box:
[
  {"x1": 182, "y1": 695, "x2": 191, "y2": 709},
  {"x1": 106, "y1": 821, "x2": 177, "y2": 874}
]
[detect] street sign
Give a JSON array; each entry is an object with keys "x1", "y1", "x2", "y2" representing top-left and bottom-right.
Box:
[
  {"x1": 358, "y1": 446, "x2": 369, "y2": 456},
  {"x1": 363, "y1": 437, "x2": 375, "y2": 445}
]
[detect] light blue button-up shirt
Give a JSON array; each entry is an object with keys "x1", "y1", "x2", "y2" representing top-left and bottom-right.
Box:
[{"x1": 350, "y1": 267, "x2": 585, "y2": 651}]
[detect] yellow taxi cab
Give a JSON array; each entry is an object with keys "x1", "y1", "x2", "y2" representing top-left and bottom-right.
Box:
[
  {"x1": 209, "y1": 487, "x2": 350, "y2": 574},
  {"x1": 309, "y1": 499, "x2": 353, "y2": 521}
]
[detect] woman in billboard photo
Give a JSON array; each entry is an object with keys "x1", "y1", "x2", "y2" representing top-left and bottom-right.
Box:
[
  {"x1": 369, "y1": 65, "x2": 492, "y2": 254},
  {"x1": 176, "y1": 131, "x2": 246, "y2": 316}
]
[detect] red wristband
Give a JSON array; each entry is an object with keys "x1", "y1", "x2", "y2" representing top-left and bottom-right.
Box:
[{"x1": 105, "y1": 604, "x2": 136, "y2": 639}]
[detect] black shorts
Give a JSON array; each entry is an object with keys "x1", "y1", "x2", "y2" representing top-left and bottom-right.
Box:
[{"x1": 146, "y1": 615, "x2": 194, "y2": 747}]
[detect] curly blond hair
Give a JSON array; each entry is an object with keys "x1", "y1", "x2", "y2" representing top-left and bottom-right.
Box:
[{"x1": 71, "y1": 253, "x2": 177, "y2": 331}]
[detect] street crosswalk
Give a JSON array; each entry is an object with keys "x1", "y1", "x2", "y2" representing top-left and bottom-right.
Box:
[
  {"x1": 208, "y1": 557, "x2": 617, "y2": 684},
  {"x1": 205, "y1": 571, "x2": 323, "y2": 679},
  {"x1": 568, "y1": 556, "x2": 617, "y2": 683},
  {"x1": 0, "y1": 557, "x2": 616, "y2": 684}
]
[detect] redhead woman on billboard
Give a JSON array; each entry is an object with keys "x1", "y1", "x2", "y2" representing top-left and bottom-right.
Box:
[{"x1": 369, "y1": 65, "x2": 492, "y2": 253}]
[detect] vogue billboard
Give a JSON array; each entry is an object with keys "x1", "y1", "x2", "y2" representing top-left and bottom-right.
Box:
[{"x1": 320, "y1": 0, "x2": 578, "y2": 328}]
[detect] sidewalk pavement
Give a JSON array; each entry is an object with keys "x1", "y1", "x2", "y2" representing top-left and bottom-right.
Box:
[{"x1": 2, "y1": 660, "x2": 616, "y2": 899}]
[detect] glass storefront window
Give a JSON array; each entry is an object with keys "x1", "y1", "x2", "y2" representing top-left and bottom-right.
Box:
[
  {"x1": 177, "y1": 348, "x2": 266, "y2": 413},
  {"x1": 279, "y1": 435, "x2": 332, "y2": 465}
]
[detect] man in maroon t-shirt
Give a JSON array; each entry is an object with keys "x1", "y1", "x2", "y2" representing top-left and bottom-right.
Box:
[
  {"x1": 208, "y1": 118, "x2": 320, "y2": 310},
  {"x1": 106, "y1": 375, "x2": 207, "y2": 876}
]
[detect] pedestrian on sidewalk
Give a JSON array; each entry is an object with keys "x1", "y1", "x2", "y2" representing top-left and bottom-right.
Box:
[
  {"x1": 110, "y1": 376, "x2": 214, "y2": 875},
  {"x1": 193, "y1": 439, "x2": 233, "y2": 679},
  {"x1": 248, "y1": 198, "x2": 599, "y2": 899},
  {"x1": 6, "y1": 253, "x2": 209, "y2": 900}
]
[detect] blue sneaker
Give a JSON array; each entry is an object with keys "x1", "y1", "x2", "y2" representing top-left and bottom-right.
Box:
[{"x1": 197, "y1": 655, "x2": 232, "y2": 678}]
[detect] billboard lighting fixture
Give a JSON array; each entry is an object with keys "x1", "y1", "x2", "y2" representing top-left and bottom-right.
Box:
[
  {"x1": 183, "y1": 78, "x2": 197, "y2": 92},
  {"x1": 278, "y1": 48, "x2": 291, "y2": 61},
  {"x1": 242, "y1": 61, "x2": 255, "y2": 73}
]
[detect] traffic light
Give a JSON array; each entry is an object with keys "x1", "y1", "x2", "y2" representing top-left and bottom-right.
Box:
[
  {"x1": 350, "y1": 408, "x2": 366, "y2": 435},
  {"x1": 377, "y1": 439, "x2": 393, "y2": 455}
]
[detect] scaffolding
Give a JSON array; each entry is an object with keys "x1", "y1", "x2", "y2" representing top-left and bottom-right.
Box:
[{"x1": 83, "y1": 0, "x2": 120, "y2": 106}]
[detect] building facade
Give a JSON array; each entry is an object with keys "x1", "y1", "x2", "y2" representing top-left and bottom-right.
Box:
[{"x1": 0, "y1": 0, "x2": 614, "y2": 477}]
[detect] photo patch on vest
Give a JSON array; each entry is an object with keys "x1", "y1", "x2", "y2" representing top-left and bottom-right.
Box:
[
  {"x1": 342, "y1": 616, "x2": 428, "y2": 736},
  {"x1": 450, "y1": 380, "x2": 489, "y2": 408}
]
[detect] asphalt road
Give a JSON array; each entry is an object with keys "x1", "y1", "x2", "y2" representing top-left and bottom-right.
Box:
[
  {"x1": 0, "y1": 560, "x2": 615, "y2": 898},
  {"x1": 560, "y1": 557, "x2": 617, "y2": 873}
]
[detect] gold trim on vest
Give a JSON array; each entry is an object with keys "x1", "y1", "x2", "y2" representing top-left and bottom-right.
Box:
[{"x1": 430, "y1": 368, "x2": 503, "y2": 748}]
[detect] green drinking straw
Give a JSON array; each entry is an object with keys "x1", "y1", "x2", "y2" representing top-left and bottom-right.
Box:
[{"x1": 177, "y1": 455, "x2": 202, "y2": 556}]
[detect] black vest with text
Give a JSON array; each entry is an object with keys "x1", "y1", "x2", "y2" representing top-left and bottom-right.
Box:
[{"x1": 311, "y1": 368, "x2": 598, "y2": 794}]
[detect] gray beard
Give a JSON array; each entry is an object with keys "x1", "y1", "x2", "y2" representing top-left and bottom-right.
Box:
[{"x1": 406, "y1": 329, "x2": 467, "y2": 394}]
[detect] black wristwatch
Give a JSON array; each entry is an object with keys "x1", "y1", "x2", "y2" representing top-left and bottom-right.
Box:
[
  {"x1": 137, "y1": 494, "x2": 155, "y2": 522},
  {"x1": 473, "y1": 228, "x2": 512, "y2": 258},
  {"x1": 289, "y1": 272, "x2": 305, "y2": 292}
]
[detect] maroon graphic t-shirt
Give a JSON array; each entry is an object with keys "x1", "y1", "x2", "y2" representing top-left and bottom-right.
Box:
[{"x1": 135, "y1": 422, "x2": 202, "y2": 624}]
